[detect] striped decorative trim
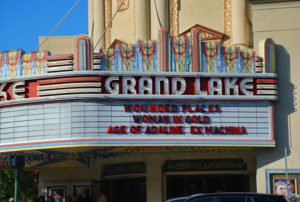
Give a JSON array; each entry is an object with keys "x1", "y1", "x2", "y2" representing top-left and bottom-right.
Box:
[
  {"x1": 256, "y1": 78, "x2": 277, "y2": 96},
  {"x1": 0, "y1": 138, "x2": 276, "y2": 152},
  {"x1": 37, "y1": 77, "x2": 102, "y2": 97},
  {"x1": 46, "y1": 54, "x2": 73, "y2": 61},
  {"x1": 74, "y1": 35, "x2": 93, "y2": 71},
  {"x1": 38, "y1": 88, "x2": 102, "y2": 96},
  {"x1": 46, "y1": 65, "x2": 74, "y2": 73},
  {"x1": 0, "y1": 94, "x2": 278, "y2": 108},
  {"x1": 46, "y1": 60, "x2": 73, "y2": 67}
]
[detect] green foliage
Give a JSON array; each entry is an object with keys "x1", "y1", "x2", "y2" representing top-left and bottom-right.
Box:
[{"x1": 0, "y1": 169, "x2": 38, "y2": 201}]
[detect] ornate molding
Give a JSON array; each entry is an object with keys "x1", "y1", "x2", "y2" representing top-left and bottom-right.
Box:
[
  {"x1": 104, "y1": 0, "x2": 112, "y2": 48},
  {"x1": 169, "y1": 0, "x2": 179, "y2": 37},
  {"x1": 224, "y1": 0, "x2": 232, "y2": 46},
  {"x1": 117, "y1": 0, "x2": 130, "y2": 12},
  {"x1": 179, "y1": 24, "x2": 227, "y2": 41}
]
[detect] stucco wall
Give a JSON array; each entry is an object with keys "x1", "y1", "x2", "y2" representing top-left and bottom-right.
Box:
[
  {"x1": 111, "y1": 0, "x2": 150, "y2": 43},
  {"x1": 252, "y1": 1, "x2": 300, "y2": 193},
  {"x1": 38, "y1": 167, "x2": 98, "y2": 196},
  {"x1": 179, "y1": 0, "x2": 224, "y2": 33},
  {"x1": 39, "y1": 36, "x2": 76, "y2": 55}
]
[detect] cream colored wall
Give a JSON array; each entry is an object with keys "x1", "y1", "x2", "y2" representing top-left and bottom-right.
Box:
[
  {"x1": 38, "y1": 167, "x2": 98, "y2": 196},
  {"x1": 39, "y1": 36, "x2": 76, "y2": 55},
  {"x1": 92, "y1": 0, "x2": 105, "y2": 50},
  {"x1": 252, "y1": 1, "x2": 300, "y2": 193},
  {"x1": 110, "y1": 0, "x2": 150, "y2": 44},
  {"x1": 179, "y1": 0, "x2": 224, "y2": 33},
  {"x1": 89, "y1": 0, "x2": 252, "y2": 49},
  {"x1": 39, "y1": 150, "x2": 257, "y2": 202},
  {"x1": 89, "y1": 0, "x2": 168, "y2": 46},
  {"x1": 150, "y1": 0, "x2": 169, "y2": 40},
  {"x1": 231, "y1": 0, "x2": 252, "y2": 47}
]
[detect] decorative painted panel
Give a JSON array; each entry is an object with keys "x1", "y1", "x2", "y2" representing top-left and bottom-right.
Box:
[
  {"x1": 22, "y1": 51, "x2": 49, "y2": 75},
  {"x1": 1, "y1": 50, "x2": 24, "y2": 78},
  {"x1": 100, "y1": 40, "x2": 158, "y2": 72},
  {"x1": 115, "y1": 43, "x2": 138, "y2": 71},
  {"x1": 201, "y1": 41, "x2": 221, "y2": 73},
  {"x1": 0, "y1": 50, "x2": 49, "y2": 78},
  {"x1": 100, "y1": 48, "x2": 117, "y2": 71},
  {"x1": 136, "y1": 40, "x2": 158, "y2": 72},
  {"x1": 169, "y1": 36, "x2": 192, "y2": 72},
  {"x1": 201, "y1": 42, "x2": 255, "y2": 73},
  {"x1": 0, "y1": 34, "x2": 275, "y2": 76}
]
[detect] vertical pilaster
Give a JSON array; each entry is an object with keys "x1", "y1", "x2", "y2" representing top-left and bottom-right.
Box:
[
  {"x1": 93, "y1": 0, "x2": 105, "y2": 51},
  {"x1": 104, "y1": 0, "x2": 112, "y2": 48},
  {"x1": 146, "y1": 158, "x2": 164, "y2": 202},
  {"x1": 96, "y1": 160, "x2": 103, "y2": 181},
  {"x1": 169, "y1": 0, "x2": 179, "y2": 37},
  {"x1": 191, "y1": 28, "x2": 201, "y2": 72},
  {"x1": 135, "y1": 0, "x2": 149, "y2": 40},
  {"x1": 159, "y1": 28, "x2": 169, "y2": 72},
  {"x1": 88, "y1": 0, "x2": 94, "y2": 38},
  {"x1": 231, "y1": 0, "x2": 251, "y2": 48},
  {"x1": 224, "y1": 0, "x2": 232, "y2": 46}
]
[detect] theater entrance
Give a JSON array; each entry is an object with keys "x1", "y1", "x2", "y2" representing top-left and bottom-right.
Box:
[
  {"x1": 166, "y1": 174, "x2": 249, "y2": 199},
  {"x1": 98, "y1": 177, "x2": 146, "y2": 202}
]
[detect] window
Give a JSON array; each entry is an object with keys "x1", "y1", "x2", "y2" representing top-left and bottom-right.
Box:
[
  {"x1": 253, "y1": 196, "x2": 273, "y2": 202},
  {"x1": 219, "y1": 196, "x2": 246, "y2": 202},
  {"x1": 189, "y1": 197, "x2": 216, "y2": 202}
]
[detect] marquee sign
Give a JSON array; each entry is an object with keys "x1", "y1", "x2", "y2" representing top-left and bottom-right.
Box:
[
  {"x1": 0, "y1": 99, "x2": 274, "y2": 151},
  {"x1": 0, "y1": 73, "x2": 277, "y2": 105}
]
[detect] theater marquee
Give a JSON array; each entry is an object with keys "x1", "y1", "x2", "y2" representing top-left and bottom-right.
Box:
[
  {"x1": 0, "y1": 72, "x2": 276, "y2": 151},
  {"x1": 0, "y1": 73, "x2": 277, "y2": 104},
  {"x1": 0, "y1": 100, "x2": 274, "y2": 150}
]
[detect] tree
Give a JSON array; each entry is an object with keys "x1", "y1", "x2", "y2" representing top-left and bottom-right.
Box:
[{"x1": 0, "y1": 168, "x2": 38, "y2": 201}]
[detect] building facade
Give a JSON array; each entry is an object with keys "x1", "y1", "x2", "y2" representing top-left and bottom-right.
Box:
[{"x1": 0, "y1": 0, "x2": 299, "y2": 202}]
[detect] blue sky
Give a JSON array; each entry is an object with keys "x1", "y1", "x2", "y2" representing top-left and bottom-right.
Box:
[{"x1": 0, "y1": 0, "x2": 88, "y2": 52}]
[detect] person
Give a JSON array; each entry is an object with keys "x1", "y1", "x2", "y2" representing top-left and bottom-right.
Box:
[
  {"x1": 47, "y1": 196, "x2": 54, "y2": 202},
  {"x1": 39, "y1": 196, "x2": 46, "y2": 202},
  {"x1": 71, "y1": 193, "x2": 80, "y2": 202},
  {"x1": 81, "y1": 190, "x2": 92, "y2": 202},
  {"x1": 53, "y1": 192, "x2": 62, "y2": 202},
  {"x1": 288, "y1": 179, "x2": 299, "y2": 201},
  {"x1": 289, "y1": 180, "x2": 296, "y2": 195},
  {"x1": 98, "y1": 189, "x2": 107, "y2": 202},
  {"x1": 275, "y1": 181, "x2": 287, "y2": 196},
  {"x1": 65, "y1": 195, "x2": 72, "y2": 202}
]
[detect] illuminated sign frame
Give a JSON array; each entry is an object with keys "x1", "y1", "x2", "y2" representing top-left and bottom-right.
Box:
[{"x1": 0, "y1": 72, "x2": 277, "y2": 106}]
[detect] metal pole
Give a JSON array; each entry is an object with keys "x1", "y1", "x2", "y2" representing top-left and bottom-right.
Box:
[
  {"x1": 14, "y1": 169, "x2": 19, "y2": 202},
  {"x1": 285, "y1": 148, "x2": 289, "y2": 198}
]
